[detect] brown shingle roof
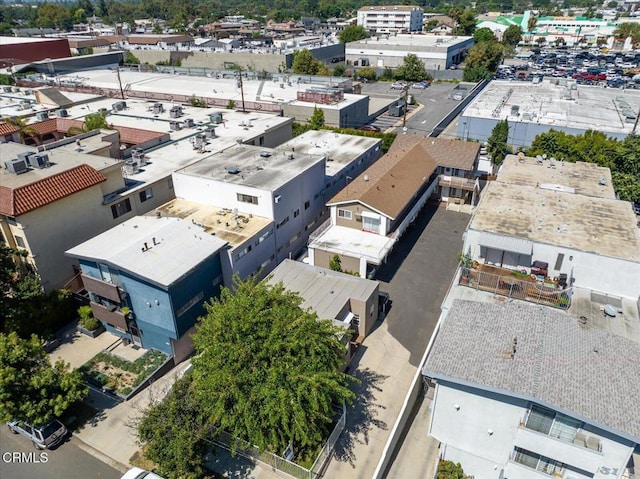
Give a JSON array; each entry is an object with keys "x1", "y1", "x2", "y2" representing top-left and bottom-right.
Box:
[
  {"x1": 67, "y1": 38, "x2": 111, "y2": 48},
  {"x1": 388, "y1": 135, "x2": 480, "y2": 171},
  {"x1": 126, "y1": 35, "x2": 193, "y2": 45},
  {"x1": 0, "y1": 164, "x2": 106, "y2": 216},
  {"x1": 327, "y1": 143, "x2": 438, "y2": 219}
]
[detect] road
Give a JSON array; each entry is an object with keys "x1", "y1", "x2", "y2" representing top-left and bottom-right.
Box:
[
  {"x1": 0, "y1": 426, "x2": 122, "y2": 479},
  {"x1": 359, "y1": 81, "x2": 476, "y2": 137}
]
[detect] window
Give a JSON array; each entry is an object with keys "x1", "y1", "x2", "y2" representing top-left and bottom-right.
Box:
[
  {"x1": 255, "y1": 229, "x2": 273, "y2": 245},
  {"x1": 177, "y1": 292, "x2": 204, "y2": 317},
  {"x1": 212, "y1": 275, "x2": 222, "y2": 287},
  {"x1": 111, "y1": 198, "x2": 132, "y2": 219},
  {"x1": 236, "y1": 244, "x2": 252, "y2": 260},
  {"x1": 14, "y1": 235, "x2": 25, "y2": 248},
  {"x1": 276, "y1": 216, "x2": 289, "y2": 229},
  {"x1": 293, "y1": 209, "x2": 300, "y2": 218},
  {"x1": 139, "y1": 187, "x2": 153, "y2": 202},
  {"x1": 288, "y1": 232, "x2": 301, "y2": 246},
  {"x1": 259, "y1": 136, "x2": 264, "y2": 146},
  {"x1": 304, "y1": 200, "x2": 310, "y2": 210},
  {"x1": 338, "y1": 209, "x2": 352, "y2": 220},
  {"x1": 168, "y1": 178, "x2": 173, "y2": 189},
  {"x1": 555, "y1": 253, "x2": 564, "y2": 270},
  {"x1": 98, "y1": 263, "x2": 112, "y2": 283},
  {"x1": 237, "y1": 193, "x2": 259, "y2": 205},
  {"x1": 363, "y1": 215, "x2": 381, "y2": 234},
  {"x1": 513, "y1": 447, "x2": 564, "y2": 476},
  {"x1": 450, "y1": 188, "x2": 458, "y2": 197},
  {"x1": 260, "y1": 255, "x2": 275, "y2": 269}
]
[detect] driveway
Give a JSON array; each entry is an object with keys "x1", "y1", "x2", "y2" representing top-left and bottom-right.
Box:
[{"x1": 325, "y1": 205, "x2": 470, "y2": 477}]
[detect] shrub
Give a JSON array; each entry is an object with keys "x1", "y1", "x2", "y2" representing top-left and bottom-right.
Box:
[
  {"x1": 79, "y1": 316, "x2": 100, "y2": 331},
  {"x1": 226, "y1": 99, "x2": 236, "y2": 109}
]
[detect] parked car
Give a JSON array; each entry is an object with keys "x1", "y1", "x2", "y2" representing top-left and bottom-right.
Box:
[
  {"x1": 358, "y1": 125, "x2": 381, "y2": 132},
  {"x1": 390, "y1": 81, "x2": 407, "y2": 90},
  {"x1": 7, "y1": 419, "x2": 67, "y2": 450},
  {"x1": 121, "y1": 468, "x2": 164, "y2": 479},
  {"x1": 411, "y1": 81, "x2": 429, "y2": 89}
]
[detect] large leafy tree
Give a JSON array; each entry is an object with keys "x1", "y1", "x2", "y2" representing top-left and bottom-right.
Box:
[
  {"x1": 0, "y1": 332, "x2": 87, "y2": 426},
  {"x1": 36, "y1": 3, "x2": 72, "y2": 30},
  {"x1": 457, "y1": 9, "x2": 477, "y2": 36},
  {"x1": 191, "y1": 276, "x2": 355, "y2": 454},
  {"x1": 394, "y1": 53, "x2": 428, "y2": 82},
  {"x1": 308, "y1": 106, "x2": 325, "y2": 130},
  {"x1": 487, "y1": 119, "x2": 510, "y2": 173},
  {"x1": 473, "y1": 27, "x2": 495, "y2": 44},
  {"x1": 291, "y1": 49, "x2": 329, "y2": 75},
  {"x1": 339, "y1": 24, "x2": 368, "y2": 43},
  {"x1": 502, "y1": 25, "x2": 522, "y2": 46},
  {"x1": 138, "y1": 377, "x2": 209, "y2": 479},
  {"x1": 463, "y1": 40, "x2": 503, "y2": 81}
]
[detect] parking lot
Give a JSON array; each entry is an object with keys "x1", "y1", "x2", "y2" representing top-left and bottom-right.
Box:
[{"x1": 360, "y1": 81, "x2": 477, "y2": 135}]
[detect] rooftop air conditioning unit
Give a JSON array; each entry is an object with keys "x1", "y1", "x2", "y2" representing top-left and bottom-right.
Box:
[
  {"x1": 153, "y1": 102, "x2": 164, "y2": 114},
  {"x1": 5, "y1": 159, "x2": 28, "y2": 174},
  {"x1": 56, "y1": 109, "x2": 69, "y2": 117},
  {"x1": 112, "y1": 101, "x2": 126, "y2": 111},
  {"x1": 28, "y1": 153, "x2": 50, "y2": 169},
  {"x1": 184, "y1": 118, "x2": 195, "y2": 128},
  {"x1": 36, "y1": 111, "x2": 49, "y2": 121},
  {"x1": 17, "y1": 151, "x2": 36, "y2": 163},
  {"x1": 169, "y1": 120, "x2": 181, "y2": 130},
  {"x1": 204, "y1": 126, "x2": 216, "y2": 138}
]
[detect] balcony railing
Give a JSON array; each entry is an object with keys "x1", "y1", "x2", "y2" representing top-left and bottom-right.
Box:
[
  {"x1": 458, "y1": 266, "x2": 571, "y2": 309},
  {"x1": 439, "y1": 174, "x2": 477, "y2": 191},
  {"x1": 81, "y1": 274, "x2": 123, "y2": 303},
  {"x1": 90, "y1": 302, "x2": 128, "y2": 330},
  {"x1": 520, "y1": 411, "x2": 602, "y2": 453}
]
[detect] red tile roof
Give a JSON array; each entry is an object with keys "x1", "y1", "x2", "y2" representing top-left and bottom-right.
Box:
[
  {"x1": 0, "y1": 164, "x2": 106, "y2": 216},
  {"x1": 0, "y1": 122, "x2": 20, "y2": 136},
  {"x1": 116, "y1": 125, "x2": 167, "y2": 145}
]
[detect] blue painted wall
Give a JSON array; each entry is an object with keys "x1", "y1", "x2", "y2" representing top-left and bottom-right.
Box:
[{"x1": 79, "y1": 250, "x2": 223, "y2": 356}]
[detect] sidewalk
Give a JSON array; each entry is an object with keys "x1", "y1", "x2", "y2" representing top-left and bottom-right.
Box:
[{"x1": 72, "y1": 359, "x2": 193, "y2": 470}]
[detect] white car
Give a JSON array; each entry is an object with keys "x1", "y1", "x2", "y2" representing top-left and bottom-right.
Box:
[
  {"x1": 390, "y1": 82, "x2": 407, "y2": 90},
  {"x1": 7, "y1": 419, "x2": 67, "y2": 449},
  {"x1": 121, "y1": 468, "x2": 164, "y2": 479}
]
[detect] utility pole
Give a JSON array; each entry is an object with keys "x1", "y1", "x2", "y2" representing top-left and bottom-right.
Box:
[
  {"x1": 115, "y1": 67, "x2": 125, "y2": 100},
  {"x1": 236, "y1": 67, "x2": 246, "y2": 113},
  {"x1": 632, "y1": 106, "x2": 640, "y2": 136},
  {"x1": 402, "y1": 85, "x2": 409, "y2": 128}
]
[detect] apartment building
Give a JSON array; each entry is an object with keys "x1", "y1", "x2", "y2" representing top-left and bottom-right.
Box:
[{"x1": 357, "y1": 5, "x2": 424, "y2": 34}]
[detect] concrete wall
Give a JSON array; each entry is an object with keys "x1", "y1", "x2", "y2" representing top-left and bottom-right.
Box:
[
  {"x1": 313, "y1": 249, "x2": 361, "y2": 275},
  {"x1": 349, "y1": 287, "x2": 379, "y2": 338},
  {"x1": 282, "y1": 96, "x2": 370, "y2": 128},
  {"x1": 220, "y1": 222, "x2": 277, "y2": 284},
  {"x1": 128, "y1": 49, "x2": 290, "y2": 72}
]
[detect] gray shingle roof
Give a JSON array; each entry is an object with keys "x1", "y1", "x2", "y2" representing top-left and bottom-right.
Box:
[{"x1": 423, "y1": 300, "x2": 640, "y2": 441}]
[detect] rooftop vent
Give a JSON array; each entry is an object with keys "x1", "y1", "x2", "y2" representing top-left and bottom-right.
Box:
[
  {"x1": 56, "y1": 109, "x2": 68, "y2": 118},
  {"x1": 260, "y1": 151, "x2": 271, "y2": 158},
  {"x1": 112, "y1": 101, "x2": 126, "y2": 111},
  {"x1": 598, "y1": 176, "x2": 607, "y2": 186},
  {"x1": 4, "y1": 159, "x2": 28, "y2": 175},
  {"x1": 226, "y1": 166, "x2": 240, "y2": 174}
]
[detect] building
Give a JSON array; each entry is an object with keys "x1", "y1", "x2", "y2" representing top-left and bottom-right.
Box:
[
  {"x1": 267, "y1": 258, "x2": 380, "y2": 343},
  {"x1": 0, "y1": 138, "x2": 128, "y2": 291},
  {"x1": 357, "y1": 6, "x2": 424, "y2": 34},
  {"x1": 462, "y1": 155, "x2": 640, "y2": 301},
  {"x1": 308, "y1": 139, "x2": 443, "y2": 277},
  {"x1": 171, "y1": 143, "x2": 326, "y2": 270},
  {"x1": 424, "y1": 15, "x2": 456, "y2": 35},
  {"x1": 277, "y1": 129, "x2": 383, "y2": 200},
  {"x1": 457, "y1": 79, "x2": 640, "y2": 147},
  {"x1": 422, "y1": 299, "x2": 640, "y2": 479},
  {"x1": 66, "y1": 216, "x2": 227, "y2": 360},
  {"x1": 0, "y1": 37, "x2": 71, "y2": 66},
  {"x1": 387, "y1": 135, "x2": 480, "y2": 205},
  {"x1": 345, "y1": 34, "x2": 473, "y2": 71}
]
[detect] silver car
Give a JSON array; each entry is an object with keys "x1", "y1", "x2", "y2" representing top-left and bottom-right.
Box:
[{"x1": 7, "y1": 419, "x2": 67, "y2": 449}]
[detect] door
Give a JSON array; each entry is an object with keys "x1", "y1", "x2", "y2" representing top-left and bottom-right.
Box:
[{"x1": 129, "y1": 323, "x2": 142, "y2": 347}]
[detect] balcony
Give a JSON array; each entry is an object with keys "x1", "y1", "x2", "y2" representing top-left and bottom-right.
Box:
[
  {"x1": 90, "y1": 302, "x2": 128, "y2": 330},
  {"x1": 458, "y1": 265, "x2": 571, "y2": 309},
  {"x1": 439, "y1": 174, "x2": 477, "y2": 191},
  {"x1": 81, "y1": 274, "x2": 123, "y2": 303}
]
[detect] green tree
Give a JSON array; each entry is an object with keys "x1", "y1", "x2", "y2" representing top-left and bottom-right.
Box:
[
  {"x1": 463, "y1": 41, "x2": 503, "y2": 80},
  {"x1": 437, "y1": 459, "x2": 466, "y2": 479},
  {"x1": 462, "y1": 64, "x2": 493, "y2": 82},
  {"x1": 124, "y1": 51, "x2": 140, "y2": 64},
  {"x1": 333, "y1": 64, "x2": 346, "y2": 77},
  {"x1": 613, "y1": 22, "x2": 640, "y2": 42},
  {"x1": 473, "y1": 27, "x2": 495, "y2": 44},
  {"x1": 1, "y1": 116, "x2": 41, "y2": 144},
  {"x1": 67, "y1": 111, "x2": 109, "y2": 136},
  {"x1": 292, "y1": 49, "x2": 322, "y2": 75},
  {"x1": 394, "y1": 53, "x2": 427, "y2": 82},
  {"x1": 308, "y1": 106, "x2": 325, "y2": 130},
  {"x1": 0, "y1": 332, "x2": 87, "y2": 426},
  {"x1": 487, "y1": 119, "x2": 510, "y2": 173},
  {"x1": 502, "y1": 25, "x2": 522, "y2": 46},
  {"x1": 138, "y1": 377, "x2": 209, "y2": 479},
  {"x1": 329, "y1": 254, "x2": 342, "y2": 272},
  {"x1": 356, "y1": 66, "x2": 377, "y2": 81},
  {"x1": 190, "y1": 276, "x2": 355, "y2": 455},
  {"x1": 338, "y1": 24, "x2": 369, "y2": 43},
  {"x1": 457, "y1": 9, "x2": 477, "y2": 36},
  {"x1": 36, "y1": 3, "x2": 72, "y2": 30}
]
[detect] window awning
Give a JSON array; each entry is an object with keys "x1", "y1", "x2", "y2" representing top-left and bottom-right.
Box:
[{"x1": 478, "y1": 232, "x2": 533, "y2": 256}]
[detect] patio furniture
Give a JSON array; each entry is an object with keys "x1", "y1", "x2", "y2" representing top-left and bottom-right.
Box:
[{"x1": 531, "y1": 260, "x2": 548, "y2": 280}]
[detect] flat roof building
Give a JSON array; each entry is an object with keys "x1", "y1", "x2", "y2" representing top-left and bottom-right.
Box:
[
  {"x1": 345, "y1": 34, "x2": 473, "y2": 71},
  {"x1": 463, "y1": 155, "x2": 640, "y2": 300},
  {"x1": 457, "y1": 79, "x2": 640, "y2": 147},
  {"x1": 357, "y1": 6, "x2": 424, "y2": 34}
]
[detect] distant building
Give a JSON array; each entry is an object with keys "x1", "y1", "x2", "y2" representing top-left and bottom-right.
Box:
[
  {"x1": 0, "y1": 37, "x2": 71, "y2": 66},
  {"x1": 357, "y1": 5, "x2": 424, "y2": 34},
  {"x1": 345, "y1": 34, "x2": 473, "y2": 70},
  {"x1": 422, "y1": 299, "x2": 640, "y2": 479},
  {"x1": 66, "y1": 216, "x2": 226, "y2": 360}
]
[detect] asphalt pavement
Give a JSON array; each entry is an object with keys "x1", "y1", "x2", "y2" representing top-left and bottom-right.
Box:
[{"x1": 0, "y1": 426, "x2": 122, "y2": 479}]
